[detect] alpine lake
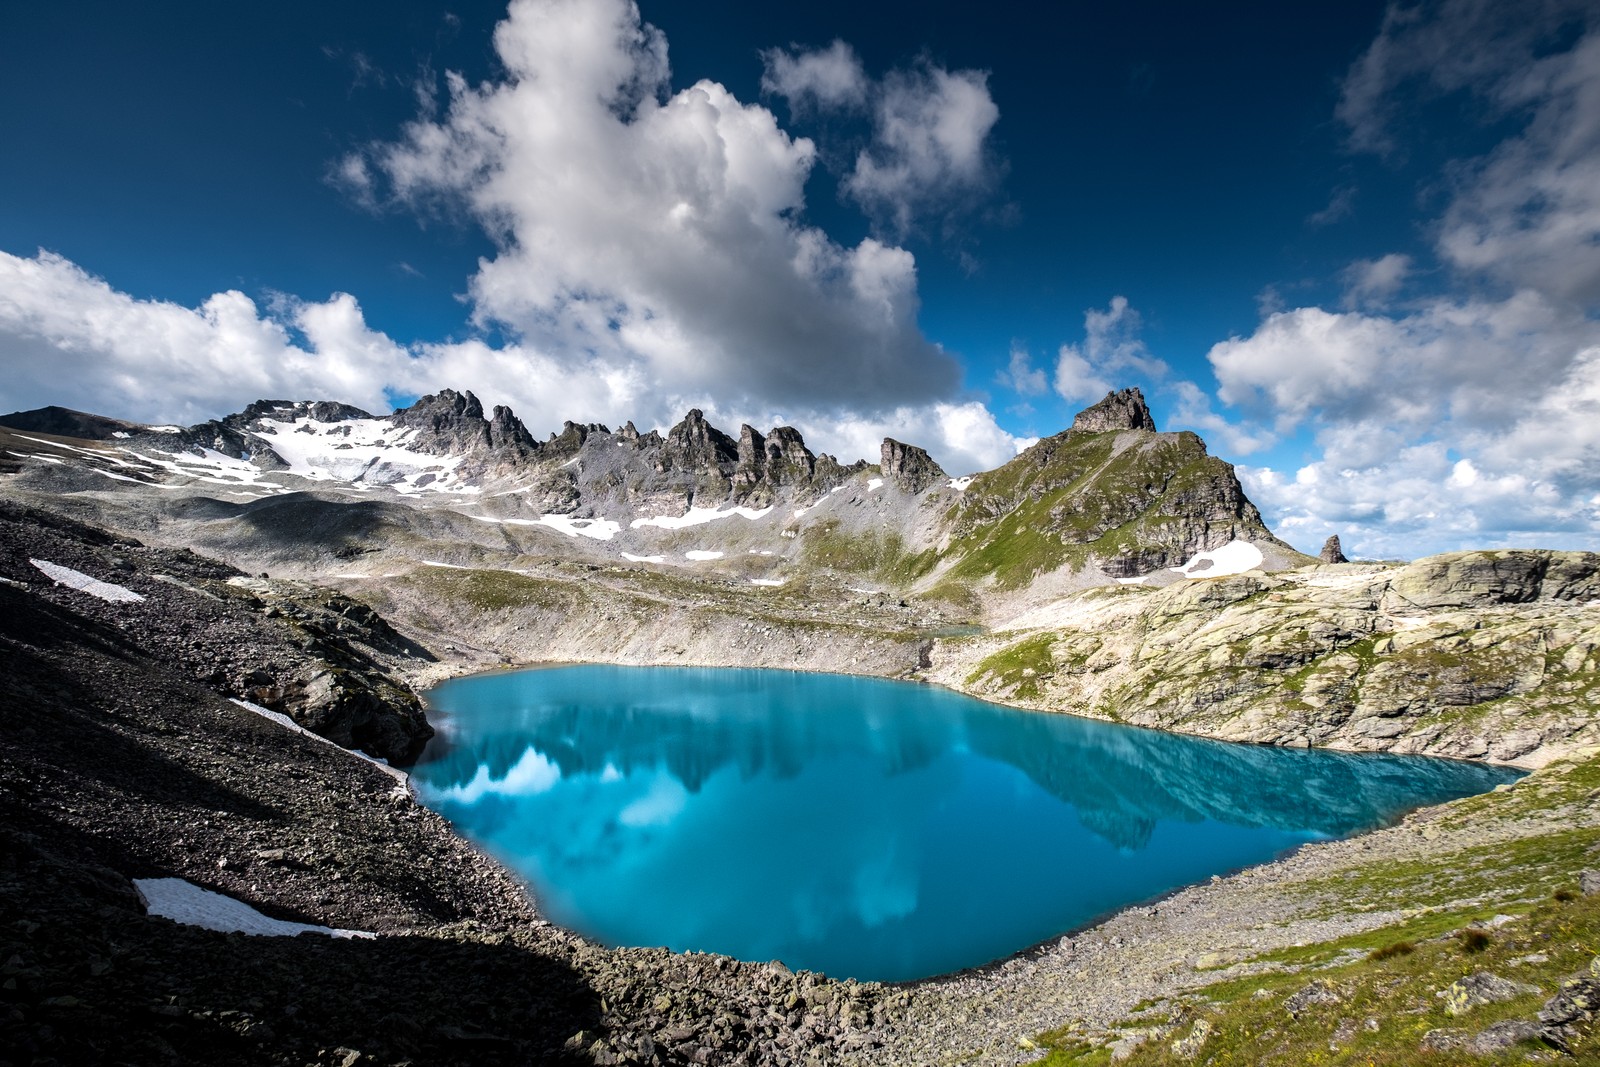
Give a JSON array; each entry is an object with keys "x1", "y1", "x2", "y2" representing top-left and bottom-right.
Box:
[{"x1": 410, "y1": 665, "x2": 1522, "y2": 983}]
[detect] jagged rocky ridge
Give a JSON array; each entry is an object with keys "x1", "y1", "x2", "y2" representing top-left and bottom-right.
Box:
[{"x1": 0, "y1": 386, "x2": 1296, "y2": 588}]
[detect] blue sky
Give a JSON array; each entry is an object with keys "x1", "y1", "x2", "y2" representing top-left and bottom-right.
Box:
[{"x1": 2, "y1": 0, "x2": 1597, "y2": 558}]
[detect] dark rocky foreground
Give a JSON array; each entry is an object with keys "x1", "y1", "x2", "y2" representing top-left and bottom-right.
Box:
[{"x1": 0, "y1": 501, "x2": 903, "y2": 1066}]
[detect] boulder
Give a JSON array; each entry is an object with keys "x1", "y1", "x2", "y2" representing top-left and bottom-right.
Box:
[
  {"x1": 1439, "y1": 971, "x2": 1540, "y2": 1015},
  {"x1": 1320, "y1": 535, "x2": 1348, "y2": 564}
]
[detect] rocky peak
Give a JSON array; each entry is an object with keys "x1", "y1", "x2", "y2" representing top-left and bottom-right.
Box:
[
  {"x1": 662, "y1": 409, "x2": 739, "y2": 474},
  {"x1": 763, "y1": 427, "x2": 815, "y2": 485},
  {"x1": 1071, "y1": 387, "x2": 1157, "y2": 434},
  {"x1": 880, "y1": 438, "x2": 946, "y2": 494},
  {"x1": 388, "y1": 389, "x2": 541, "y2": 463},
  {"x1": 487, "y1": 405, "x2": 538, "y2": 452},
  {"x1": 1320, "y1": 535, "x2": 1349, "y2": 564},
  {"x1": 238, "y1": 399, "x2": 373, "y2": 427}
]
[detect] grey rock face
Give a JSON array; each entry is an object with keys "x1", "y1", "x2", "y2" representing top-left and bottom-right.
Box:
[
  {"x1": 879, "y1": 438, "x2": 946, "y2": 493},
  {"x1": 1320, "y1": 535, "x2": 1348, "y2": 564},
  {"x1": 1385, "y1": 550, "x2": 1600, "y2": 611},
  {"x1": 661, "y1": 409, "x2": 739, "y2": 474},
  {"x1": 1071, "y1": 387, "x2": 1158, "y2": 434},
  {"x1": 389, "y1": 388, "x2": 540, "y2": 459}
]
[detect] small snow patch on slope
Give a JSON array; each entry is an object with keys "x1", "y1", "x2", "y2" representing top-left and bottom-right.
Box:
[
  {"x1": 685, "y1": 550, "x2": 724, "y2": 561},
  {"x1": 631, "y1": 505, "x2": 772, "y2": 530},
  {"x1": 1171, "y1": 540, "x2": 1264, "y2": 578},
  {"x1": 866, "y1": 478, "x2": 884, "y2": 491},
  {"x1": 534, "y1": 514, "x2": 621, "y2": 540},
  {"x1": 134, "y1": 878, "x2": 373, "y2": 939},
  {"x1": 948, "y1": 476, "x2": 973, "y2": 491},
  {"x1": 230, "y1": 698, "x2": 408, "y2": 789},
  {"x1": 29, "y1": 559, "x2": 144, "y2": 603},
  {"x1": 749, "y1": 578, "x2": 785, "y2": 587},
  {"x1": 621, "y1": 552, "x2": 667, "y2": 564}
]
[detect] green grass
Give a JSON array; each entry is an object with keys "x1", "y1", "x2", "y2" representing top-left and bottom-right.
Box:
[
  {"x1": 965, "y1": 634, "x2": 1059, "y2": 698},
  {"x1": 798, "y1": 520, "x2": 939, "y2": 585},
  {"x1": 398, "y1": 566, "x2": 581, "y2": 614},
  {"x1": 1110, "y1": 888, "x2": 1598, "y2": 1065},
  {"x1": 1032, "y1": 753, "x2": 1600, "y2": 1066}
]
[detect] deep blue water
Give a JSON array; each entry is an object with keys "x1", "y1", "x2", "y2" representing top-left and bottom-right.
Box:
[{"x1": 410, "y1": 665, "x2": 1522, "y2": 982}]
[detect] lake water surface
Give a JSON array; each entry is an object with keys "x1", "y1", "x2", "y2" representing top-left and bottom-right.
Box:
[{"x1": 411, "y1": 665, "x2": 1521, "y2": 982}]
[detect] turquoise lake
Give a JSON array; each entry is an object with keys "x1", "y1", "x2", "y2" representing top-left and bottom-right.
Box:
[{"x1": 411, "y1": 665, "x2": 1522, "y2": 982}]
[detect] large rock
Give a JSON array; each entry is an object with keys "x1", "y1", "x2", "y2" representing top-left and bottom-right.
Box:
[
  {"x1": 880, "y1": 439, "x2": 946, "y2": 494},
  {"x1": 1320, "y1": 535, "x2": 1348, "y2": 564},
  {"x1": 1071, "y1": 387, "x2": 1157, "y2": 434},
  {"x1": 1386, "y1": 550, "x2": 1600, "y2": 610}
]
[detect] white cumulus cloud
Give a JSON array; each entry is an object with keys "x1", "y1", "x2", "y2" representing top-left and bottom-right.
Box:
[
  {"x1": 1052, "y1": 296, "x2": 1168, "y2": 403},
  {"x1": 760, "y1": 40, "x2": 869, "y2": 112}
]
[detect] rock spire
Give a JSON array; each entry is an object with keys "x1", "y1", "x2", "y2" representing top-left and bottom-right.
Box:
[{"x1": 1071, "y1": 387, "x2": 1157, "y2": 434}]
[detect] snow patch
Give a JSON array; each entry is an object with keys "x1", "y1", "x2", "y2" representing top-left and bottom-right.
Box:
[
  {"x1": 149, "y1": 426, "x2": 182, "y2": 434},
  {"x1": 250, "y1": 416, "x2": 479, "y2": 496},
  {"x1": 421, "y1": 560, "x2": 468, "y2": 569},
  {"x1": 30, "y1": 559, "x2": 145, "y2": 603},
  {"x1": 630, "y1": 505, "x2": 773, "y2": 530},
  {"x1": 866, "y1": 478, "x2": 884, "y2": 491},
  {"x1": 1115, "y1": 576, "x2": 1149, "y2": 585},
  {"x1": 229, "y1": 698, "x2": 408, "y2": 788},
  {"x1": 621, "y1": 552, "x2": 667, "y2": 564},
  {"x1": 111, "y1": 431, "x2": 130, "y2": 439},
  {"x1": 948, "y1": 476, "x2": 973, "y2": 491},
  {"x1": 534, "y1": 514, "x2": 621, "y2": 541},
  {"x1": 685, "y1": 550, "x2": 724, "y2": 561},
  {"x1": 135, "y1": 878, "x2": 373, "y2": 939},
  {"x1": 1171, "y1": 540, "x2": 1264, "y2": 579},
  {"x1": 749, "y1": 578, "x2": 785, "y2": 587}
]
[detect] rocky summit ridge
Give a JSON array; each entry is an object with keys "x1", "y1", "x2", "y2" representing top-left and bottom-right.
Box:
[{"x1": 0, "y1": 387, "x2": 1299, "y2": 594}]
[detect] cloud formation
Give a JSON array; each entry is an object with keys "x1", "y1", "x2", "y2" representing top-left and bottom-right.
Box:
[
  {"x1": 359, "y1": 0, "x2": 963, "y2": 416},
  {"x1": 761, "y1": 41, "x2": 1002, "y2": 238},
  {"x1": 760, "y1": 40, "x2": 869, "y2": 112},
  {"x1": 1210, "y1": 0, "x2": 1600, "y2": 557},
  {"x1": 842, "y1": 63, "x2": 1001, "y2": 236},
  {"x1": 1052, "y1": 296, "x2": 1168, "y2": 403},
  {"x1": 0, "y1": 0, "x2": 1028, "y2": 475},
  {"x1": 0, "y1": 248, "x2": 1022, "y2": 474}
]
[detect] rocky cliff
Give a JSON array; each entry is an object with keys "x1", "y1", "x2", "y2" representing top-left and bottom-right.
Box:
[{"x1": 936, "y1": 549, "x2": 1600, "y2": 767}]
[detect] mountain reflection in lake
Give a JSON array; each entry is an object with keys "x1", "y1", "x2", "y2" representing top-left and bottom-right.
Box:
[{"x1": 411, "y1": 665, "x2": 1521, "y2": 982}]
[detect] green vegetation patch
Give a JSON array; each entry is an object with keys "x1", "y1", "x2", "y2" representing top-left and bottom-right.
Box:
[
  {"x1": 1093, "y1": 888, "x2": 1599, "y2": 1066},
  {"x1": 798, "y1": 519, "x2": 938, "y2": 586},
  {"x1": 965, "y1": 633, "x2": 1058, "y2": 698},
  {"x1": 398, "y1": 566, "x2": 580, "y2": 614}
]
